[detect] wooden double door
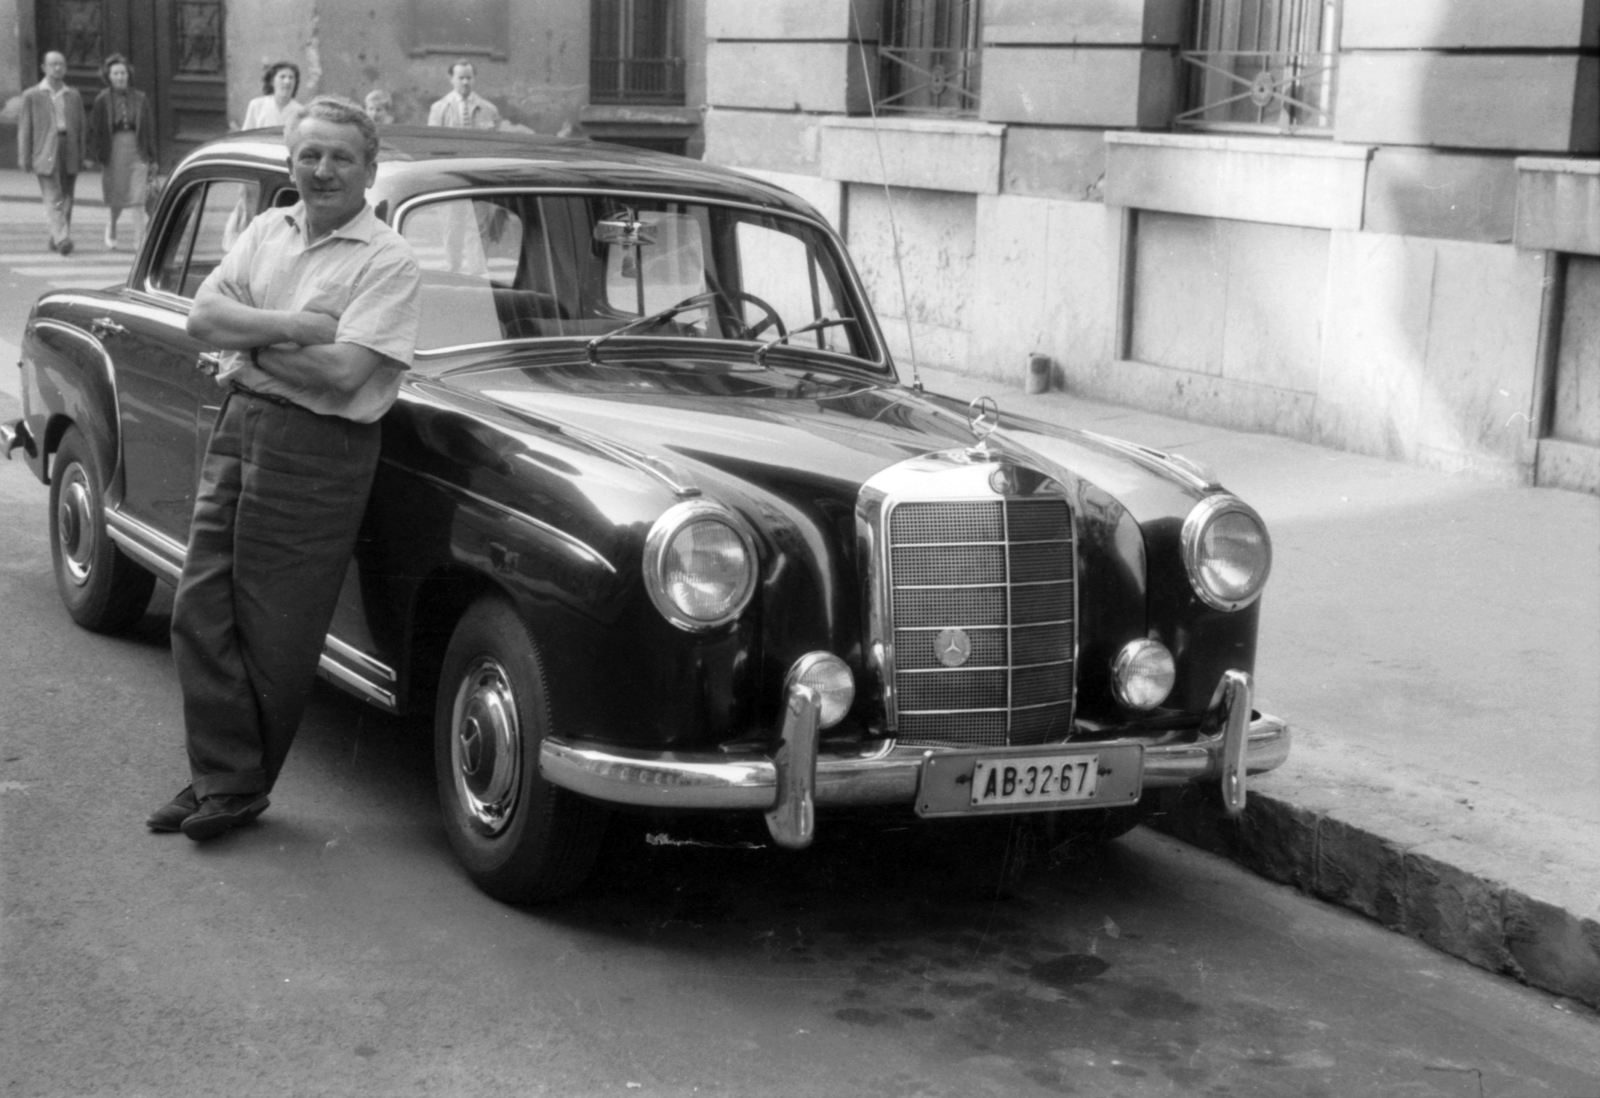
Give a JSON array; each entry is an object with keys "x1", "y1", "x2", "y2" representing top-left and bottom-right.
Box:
[{"x1": 35, "y1": 0, "x2": 228, "y2": 171}]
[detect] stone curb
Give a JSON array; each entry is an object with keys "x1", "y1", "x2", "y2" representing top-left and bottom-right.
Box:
[{"x1": 1148, "y1": 787, "x2": 1600, "y2": 1010}]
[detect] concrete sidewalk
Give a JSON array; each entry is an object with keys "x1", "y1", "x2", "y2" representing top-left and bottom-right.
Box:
[
  {"x1": 916, "y1": 363, "x2": 1600, "y2": 1011},
  {"x1": 3, "y1": 168, "x2": 1597, "y2": 1009}
]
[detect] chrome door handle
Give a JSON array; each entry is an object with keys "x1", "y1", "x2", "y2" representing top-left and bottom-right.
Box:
[
  {"x1": 197, "y1": 352, "x2": 223, "y2": 377},
  {"x1": 88, "y1": 317, "x2": 126, "y2": 339}
]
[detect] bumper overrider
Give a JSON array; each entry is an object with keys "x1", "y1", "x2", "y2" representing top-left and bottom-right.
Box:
[{"x1": 540, "y1": 668, "x2": 1289, "y2": 849}]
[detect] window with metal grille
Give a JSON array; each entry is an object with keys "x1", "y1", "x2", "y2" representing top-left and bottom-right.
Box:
[
  {"x1": 1177, "y1": 0, "x2": 1339, "y2": 135},
  {"x1": 591, "y1": 0, "x2": 684, "y2": 105},
  {"x1": 877, "y1": 0, "x2": 982, "y2": 116}
]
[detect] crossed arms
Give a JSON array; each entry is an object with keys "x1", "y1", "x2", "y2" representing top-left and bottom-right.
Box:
[{"x1": 187, "y1": 290, "x2": 386, "y2": 396}]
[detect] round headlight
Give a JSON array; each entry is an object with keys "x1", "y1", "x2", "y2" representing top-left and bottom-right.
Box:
[
  {"x1": 644, "y1": 501, "x2": 758, "y2": 630},
  {"x1": 786, "y1": 652, "x2": 856, "y2": 729},
  {"x1": 1112, "y1": 638, "x2": 1176, "y2": 710},
  {"x1": 1181, "y1": 495, "x2": 1272, "y2": 611}
]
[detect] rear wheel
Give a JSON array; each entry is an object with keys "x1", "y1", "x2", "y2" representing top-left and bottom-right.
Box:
[
  {"x1": 48, "y1": 425, "x2": 155, "y2": 633},
  {"x1": 434, "y1": 596, "x2": 608, "y2": 903}
]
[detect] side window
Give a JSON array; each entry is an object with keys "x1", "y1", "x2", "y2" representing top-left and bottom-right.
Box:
[
  {"x1": 150, "y1": 184, "x2": 204, "y2": 296},
  {"x1": 147, "y1": 178, "x2": 261, "y2": 299},
  {"x1": 188, "y1": 181, "x2": 258, "y2": 296}
]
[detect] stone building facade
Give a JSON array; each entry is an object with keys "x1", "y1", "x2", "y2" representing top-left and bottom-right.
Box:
[{"x1": 699, "y1": 0, "x2": 1600, "y2": 492}]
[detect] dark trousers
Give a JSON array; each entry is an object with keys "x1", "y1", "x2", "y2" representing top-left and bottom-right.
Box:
[{"x1": 172, "y1": 390, "x2": 380, "y2": 798}]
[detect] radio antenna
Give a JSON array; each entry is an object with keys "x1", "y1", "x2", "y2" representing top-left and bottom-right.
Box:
[{"x1": 850, "y1": 4, "x2": 923, "y2": 392}]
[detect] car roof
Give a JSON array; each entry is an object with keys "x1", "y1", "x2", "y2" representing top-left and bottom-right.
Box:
[{"x1": 181, "y1": 126, "x2": 826, "y2": 222}]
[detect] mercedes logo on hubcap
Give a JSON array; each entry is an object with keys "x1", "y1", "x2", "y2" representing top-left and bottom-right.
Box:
[{"x1": 935, "y1": 627, "x2": 972, "y2": 668}]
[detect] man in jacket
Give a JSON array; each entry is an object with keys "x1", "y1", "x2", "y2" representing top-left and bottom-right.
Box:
[
  {"x1": 18, "y1": 50, "x2": 87, "y2": 255},
  {"x1": 426, "y1": 60, "x2": 501, "y2": 129}
]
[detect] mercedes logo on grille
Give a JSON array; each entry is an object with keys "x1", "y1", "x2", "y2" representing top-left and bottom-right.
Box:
[{"x1": 934, "y1": 627, "x2": 972, "y2": 668}]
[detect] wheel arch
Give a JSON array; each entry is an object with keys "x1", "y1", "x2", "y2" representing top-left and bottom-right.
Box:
[
  {"x1": 401, "y1": 564, "x2": 518, "y2": 719},
  {"x1": 24, "y1": 317, "x2": 123, "y2": 496}
]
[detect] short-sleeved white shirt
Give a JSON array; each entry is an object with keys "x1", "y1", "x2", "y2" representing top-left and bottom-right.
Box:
[{"x1": 201, "y1": 201, "x2": 421, "y2": 424}]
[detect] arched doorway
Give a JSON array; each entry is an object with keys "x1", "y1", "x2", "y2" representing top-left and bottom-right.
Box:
[{"x1": 33, "y1": 0, "x2": 229, "y2": 171}]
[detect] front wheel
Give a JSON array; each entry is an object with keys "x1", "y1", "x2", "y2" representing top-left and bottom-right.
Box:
[
  {"x1": 48, "y1": 425, "x2": 155, "y2": 633},
  {"x1": 434, "y1": 596, "x2": 608, "y2": 903}
]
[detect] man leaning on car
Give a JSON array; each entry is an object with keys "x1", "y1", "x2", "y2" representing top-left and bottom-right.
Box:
[{"x1": 146, "y1": 95, "x2": 421, "y2": 841}]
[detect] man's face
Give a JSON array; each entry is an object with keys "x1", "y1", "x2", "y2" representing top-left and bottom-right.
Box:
[
  {"x1": 288, "y1": 117, "x2": 375, "y2": 232},
  {"x1": 42, "y1": 53, "x2": 66, "y2": 85},
  {"x1": 449, "y1": 64, "x2": 474, "y2": 98}
]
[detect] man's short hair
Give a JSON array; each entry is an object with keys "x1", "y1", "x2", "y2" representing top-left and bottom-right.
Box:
[
  {"x1": 290, "y1": 95, "x2": 380, "y2": 166},
  {"x1": 448, "y1": 59, "x2": 475, "y2": 77}
]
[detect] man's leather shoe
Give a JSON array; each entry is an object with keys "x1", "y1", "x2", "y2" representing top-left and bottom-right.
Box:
[
  {"x1": 181, "y1": 793, "x2": 270, "y2": 841},
  {"x1": 58, "y1": 238, "x2": 74, "y2": 256},
  {"x1": 146, "y1": 785, "x2": 200, "y2": 832}
]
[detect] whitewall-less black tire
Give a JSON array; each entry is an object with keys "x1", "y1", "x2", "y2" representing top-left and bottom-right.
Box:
[
  {"x1": 434, "y1": 595, "x2": 607, "y2": 903},
  {"x1": 48, "y1": 425, "x2": 156, "y2": 634}
]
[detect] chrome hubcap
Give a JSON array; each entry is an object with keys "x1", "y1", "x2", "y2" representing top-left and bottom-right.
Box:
[
  {"x1": 57, "y1": 466, "x2": 95, "y2": 586},
  {"x1": 450, "y1": 657, "x2": 521, "y2": 835}
]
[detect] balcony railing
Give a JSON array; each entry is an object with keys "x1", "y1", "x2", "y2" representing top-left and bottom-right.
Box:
[
  {"x1": 591, "y1": 56, "x2": 685, "y2": 105},
  {"x1": 1176, "y1": 49, "x2": 1336, "y2": 135},
  {"x1": 877, "y1": 46, "x2": 981, "y2": 116}
]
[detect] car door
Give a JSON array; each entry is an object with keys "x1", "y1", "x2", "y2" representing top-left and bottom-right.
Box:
[{"x1": 113, "y1": 172, "x2": 262, "y2": 541}]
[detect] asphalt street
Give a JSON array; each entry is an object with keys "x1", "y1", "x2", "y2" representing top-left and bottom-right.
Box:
[{"x1": 1, "y1": 201, "x2": 1598, "y2": 1096}]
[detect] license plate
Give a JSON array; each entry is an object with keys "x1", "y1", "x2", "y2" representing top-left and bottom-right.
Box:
[
  {"x1": 971, "y1": 755, "x2": 1098, "y2": 807},
  {"x1": 917, "y1": 743, "x2": 1143, "y2": 818}
]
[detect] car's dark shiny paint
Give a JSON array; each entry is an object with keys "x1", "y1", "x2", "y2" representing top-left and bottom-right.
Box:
[{"x1": 7, "y1": 128, "x2": 1284, "y2": 903}]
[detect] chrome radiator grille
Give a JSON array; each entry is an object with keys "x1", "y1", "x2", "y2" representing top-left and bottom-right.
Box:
[{"x1": 889, "y1": 497, "x2": 1076, "y2": 748}]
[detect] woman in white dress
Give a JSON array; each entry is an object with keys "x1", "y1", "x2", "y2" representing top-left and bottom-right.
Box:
[{"x1": 241, "y1": 61, "x2": 304, "y2": 136}]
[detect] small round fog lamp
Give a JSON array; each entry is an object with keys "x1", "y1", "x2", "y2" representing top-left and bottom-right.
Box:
[
  {"x1": 785, "y1": 652, "x2": 855, "y2": 729},
  {"x1": 1112, "y1": 639, "x2": 1176, "y2": 710}
]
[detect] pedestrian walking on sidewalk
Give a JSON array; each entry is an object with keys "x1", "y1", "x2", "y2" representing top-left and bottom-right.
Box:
[
  {"x1": 87, "y1": 53, "x2": 157, "y2": 252},
  {"x1": 146, "y1": 96, "x2": 420, "y2": 842},
  {"x1": 17, "y1": 50, "x2": 86, "y2": 255}
]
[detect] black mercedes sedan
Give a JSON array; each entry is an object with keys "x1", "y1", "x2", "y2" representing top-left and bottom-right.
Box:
[{"x1": 3, "y1": 128, "x2": 1288, "y2": 902}]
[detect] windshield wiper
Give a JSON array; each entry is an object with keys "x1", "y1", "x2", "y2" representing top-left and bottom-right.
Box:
[
  {"x1": 753, "y1": 316, "x2": 857, "y2": 367},
  {"x1": 586, "y1": 291, "x2": 717, "y2": 366}
]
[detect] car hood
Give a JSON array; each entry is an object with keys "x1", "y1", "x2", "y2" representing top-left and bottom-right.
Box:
[{"x1": 423, "y1": 354, "x2": 1208, "y2": 523}]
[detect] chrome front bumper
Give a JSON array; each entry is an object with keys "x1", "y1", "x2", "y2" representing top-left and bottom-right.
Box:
[{"x1": 540, "y1": 670, "x2": 1289, "y2": 849}]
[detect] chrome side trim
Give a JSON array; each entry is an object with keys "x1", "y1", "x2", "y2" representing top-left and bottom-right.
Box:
[
  {"x1": 325, "y1": 634, "x2": 398, "y2": 683},
  {"x1": 103, "y1": 507, "x2": 402, "y2": 711},
  {"x1": 104, "y1": 508, "x2": 185, "y2": 582},
  {"x1": 318, "y1": 653, "x2": 398, "y2": 712},
  {"x1": 539, "y1": 711, "x2": 1290, "y2": 812}
]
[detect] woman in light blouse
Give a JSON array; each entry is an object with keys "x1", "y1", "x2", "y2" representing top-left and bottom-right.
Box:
[
  {"x1": 86, "y1": 53, "x2": 156, "y2": 251},
  {"x1": 242, "y1": 61, "x2": 305, "y2": 136}
]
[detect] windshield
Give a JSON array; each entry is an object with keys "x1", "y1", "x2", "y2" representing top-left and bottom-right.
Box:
[{"x1": 398, "y1": 192, "x2": 875, "y2": 365}]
